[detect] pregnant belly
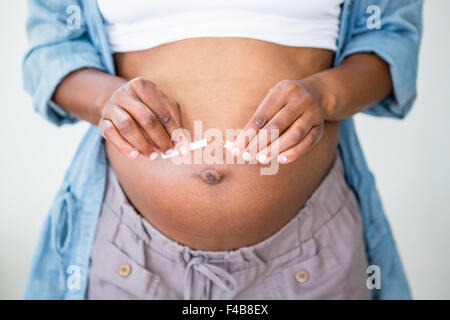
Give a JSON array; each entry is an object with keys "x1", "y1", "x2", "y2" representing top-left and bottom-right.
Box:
[{"x1": 107, "y1": 38, "x2": 341, "y2": 251}]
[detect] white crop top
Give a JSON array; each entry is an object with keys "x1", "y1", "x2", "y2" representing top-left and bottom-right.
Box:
[{"x1": 97, "y1": 0, "x2": 344, "y2": 53}]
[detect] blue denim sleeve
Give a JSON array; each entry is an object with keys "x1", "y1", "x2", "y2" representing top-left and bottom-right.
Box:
[
  {"x1": 340, "y1": 0, "x2": 423, "y2": 119},
  {"x1": 22, "y1": 0, "x2": 106, "y2": 126}
]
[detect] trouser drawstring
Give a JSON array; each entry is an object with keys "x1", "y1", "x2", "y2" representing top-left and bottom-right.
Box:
[{"x1": 184, "y1": 257, "x2": 237, "y2": 300}]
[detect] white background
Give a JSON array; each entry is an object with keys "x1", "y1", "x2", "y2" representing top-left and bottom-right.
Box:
[{"x1": 0, "y1": 1, "x2": 449, "y2": 299}]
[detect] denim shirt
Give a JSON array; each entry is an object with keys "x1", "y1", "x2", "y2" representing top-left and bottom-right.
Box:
[{"x1": 22, "y1": 0, "x2": 423, "y2": 300}]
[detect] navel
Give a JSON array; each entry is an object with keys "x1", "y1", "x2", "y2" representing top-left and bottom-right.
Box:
[{"x1": 199, "y1": 169, "x2": 223, "y2": 185}]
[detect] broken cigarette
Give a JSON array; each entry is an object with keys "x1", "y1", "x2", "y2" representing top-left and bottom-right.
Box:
[
  {"x1": 222, "y1": 140, "x2": 234, "y2": 150},
  {"x1": 161, "y1": 138, "x2": 210, "y2": 159},
  {"x1": 161, "y1": 139, "x2": 236, "y2": 159}
]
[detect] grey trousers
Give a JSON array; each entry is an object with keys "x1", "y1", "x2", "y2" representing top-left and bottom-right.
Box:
[{"x1": 87, "y1": 152, "x2": 371, "y2": 300}]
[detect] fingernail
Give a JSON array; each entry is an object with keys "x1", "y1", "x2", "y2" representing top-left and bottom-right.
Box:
[
  {"x1": 232, "y1": 146, "x2": 241, "y2": 156},
  {"x1": 130, "y1": 150, "x2": 140, "y2": 159},
  {"x1": 242, "y1": 151, "x2": 252, "y2": 161},
  {"x1": 257, "y1": 153, "x2": 268, "y2": 164},
  {"x1": 165, "y1": 148, "x2": 175, "y2": 156},
  {"x1": 179, "y1": 145, "x2": 188, "y2": 155},
  {"x1": 278, "y1": 154, "x2": 288, "y2": 163},
  {"x1": 150, "y1": 152, "x2": 159, "y2": 160}
]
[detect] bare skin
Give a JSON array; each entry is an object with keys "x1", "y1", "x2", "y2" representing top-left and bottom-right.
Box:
[{"x1": 53, "y1": 38, "x2": 392, "y2": 251}]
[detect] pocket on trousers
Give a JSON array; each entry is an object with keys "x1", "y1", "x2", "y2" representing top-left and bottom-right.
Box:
[
  {"x1": 88, "y1": 241, "x2": 160, "y2": 300},
  {"x1": 269, "y1": 246, "x2": 349, "y2": 300}
]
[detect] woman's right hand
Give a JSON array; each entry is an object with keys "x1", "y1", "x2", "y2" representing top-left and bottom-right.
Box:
[{"x1": 98, "y1": 76, "x2": 188, "y2": 160}]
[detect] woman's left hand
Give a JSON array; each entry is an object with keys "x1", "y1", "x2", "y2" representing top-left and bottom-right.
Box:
[{"x1": 233, "y1": 79, "x2": 325, "y2": 165}]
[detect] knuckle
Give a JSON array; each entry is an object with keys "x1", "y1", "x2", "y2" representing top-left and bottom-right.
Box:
[
  {"x1": 130, "y1": 76, "x2": 152, "y2": 91},
  {"x1": 139, "y1": 112, "x2": 151, "y2": 128},
  {"x1": 265, "y1": 121, "x2": 282, "y2": 136},
  {"x1": 112, "y1": 87, "x2": 128, "y2": 102},
  {"x1": 102, "y1": 121, "x2": 114, "y2": 139},
  {"x1": 157, "y1": 112, "x2": 172, "y2": 127},
  {"x1": 134, "y1": 76, "x2": 147, "y2": 82},
  {"x1": 289, "y1": 126, "x2": 305, "y2": 142},
  {"x1": 142, "y1": 112, "x2": 158, "y2": 128},
  {"x1": 301, "y1": 92, "x2": 314, "y2": 105},
  {"x1": 100, "y1": 101, "x2": 113, "y2": 116},
  {"x1": 251, "y1": 114, "x2": 267, "y2": 129},
  {"x1": 279, "y1": 80, "x2": 297, "y2": 93},
  {"x1": 305, "y1": 131, "x2": 317, "y2": 146},
  {"x1": 129, "y1": 78, "x2": 143, "y2": 91},
  {"x1": 267, "y1": 120, "x2": 281, "y2": 131},
  {"x1": 277, "y1": 79, "x2": 289, "y2": 88},
  {"x1": 116, "y1": 115, "x2": 134, "y2": 133}
]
